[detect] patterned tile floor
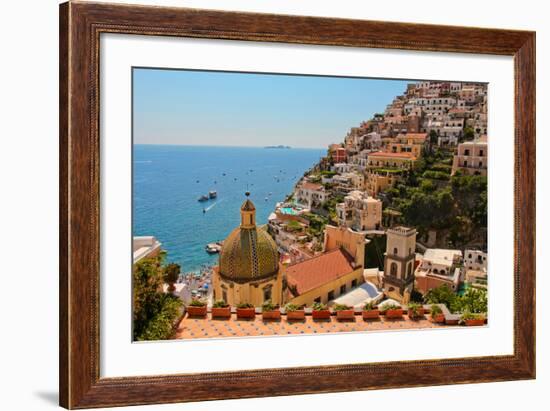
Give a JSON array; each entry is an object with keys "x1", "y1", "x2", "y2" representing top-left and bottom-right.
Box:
[{"x1": 174, "y1": 313, "x2": 448, "y2": 340}]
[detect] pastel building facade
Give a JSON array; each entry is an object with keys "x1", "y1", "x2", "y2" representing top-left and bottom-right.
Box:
[
  {"x1": 294, "y1": 181, "x2": 328, "y2": 209},
  {"x1": 336, "y1": 190, "x2": 382, "y2": 232},
  {"x1": 451, "y1": 137, "x2": 488, "y2": 176},
  {"x1": 414, "y1": 248, "x2": 463, "y2": 294}
]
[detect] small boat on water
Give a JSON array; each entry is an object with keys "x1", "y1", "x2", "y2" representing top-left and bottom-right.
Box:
[
  {"x1": 205, "y1": 241, "x2": 223, "y2": 254},
  {"x1": 198, "y1": 195, "x2": 209, "y2": 202},
  {"x1": 209, "y1": 190, "x2": 217, "y2": 199}
]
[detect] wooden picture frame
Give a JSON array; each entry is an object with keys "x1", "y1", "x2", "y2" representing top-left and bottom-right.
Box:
[{"x1": 59, "y1": 1, "x2": 535, "y2": 408}]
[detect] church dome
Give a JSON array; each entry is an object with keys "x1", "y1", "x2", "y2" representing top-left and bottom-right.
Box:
[{"x1": 218, "y1": 195, "x2": 279, "y2": 283}]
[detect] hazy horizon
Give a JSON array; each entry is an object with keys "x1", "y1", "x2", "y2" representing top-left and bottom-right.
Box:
[{"x1": 133, "y1": 68, "x2": 410, "y2": 149}]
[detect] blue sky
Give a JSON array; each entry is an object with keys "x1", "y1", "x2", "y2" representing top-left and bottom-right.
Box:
[{"x1": 133, "y1": 68, "x2": 410, "y2": 148}]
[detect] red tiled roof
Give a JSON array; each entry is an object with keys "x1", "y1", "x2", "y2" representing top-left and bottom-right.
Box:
[
  {"x1": 368, "y1": 151, "x2": 416, "y2": 160},
  {"x1": 286, "y1": 249, "x2": 356, "y2": 295},
  {"x1": 300, "y1": 182, "x2": 324, "y2": 191}
]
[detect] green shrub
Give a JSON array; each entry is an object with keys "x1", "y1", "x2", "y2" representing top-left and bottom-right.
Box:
[
  {"x1": 312, "y1": 302, "x2": 328, "y2": 311},
  {"x1": 285, "y1": 303, "x2": 302, "y2": 312},
  {"x1": 430, "y1": 304, "x2": 443, "y2": 315},
  {"x1": 363, "y1": 301, "x2": 376, "y2": 311},
  {"x1": 212, "y1": 299, "x2": 229, "y2": 308},
  {"x1": 188, "y1": 299, "x2": 206, "y2": 307},
  {"x1": 333, "y1": 304, "x2": 352, "y2": 311},
  {"x1": 261, "y1": 300, "x2": 278, "y2": 312}
]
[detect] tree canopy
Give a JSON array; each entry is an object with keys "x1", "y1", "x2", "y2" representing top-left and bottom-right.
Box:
[{"x1": 133, "y1": 256, "x2": 183, "y2": 341}]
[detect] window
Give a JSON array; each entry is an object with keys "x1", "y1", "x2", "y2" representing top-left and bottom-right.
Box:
[
  {"x1": 479, "y1": 149, "x2": 484, "y2": 156},
  {"x1": 393, "y1": 247, "x2": 398, "y2": 255},
  {"x1": 351, "y1": 279, "x2": 357, "y2": 288},
  {"x1": 328, "y1": 290, "x2": 335, "y2": 301},
  {"x1": 263, "y1": 286, "x2": 272, "y2": 302},
  {"x1": 463, "y1": 160, "x2": 468, "y2": 167},
  {"x1": 314, "y1": 297, "x2": 321, "y2": 303},
  {"x1": 340, "y1": 284, "x2": 346, "y2": 295},
  {"x1": 390, "y1": 262, "x2": 398, "y2": 276},
  {"x1": 407, "y1": 262, "x2": 412, "y2": 277},
  {"x1": 464, "y1": 149, "x2": 470, "y2": 156}
]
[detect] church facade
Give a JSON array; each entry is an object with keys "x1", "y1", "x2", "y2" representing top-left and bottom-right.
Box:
[{"x1": 211, "y1": 194, "x2": 283, "y2": 306}]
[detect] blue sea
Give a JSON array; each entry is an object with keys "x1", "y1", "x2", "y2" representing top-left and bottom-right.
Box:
[{"x1": 133, "y1": 145, "x2": 324, "y2": 272}]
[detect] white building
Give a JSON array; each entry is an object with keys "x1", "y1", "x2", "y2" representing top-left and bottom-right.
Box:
[
  {"x1": 294, "y1": 181, "x2": 328, "y2": 209},
  {"x1": 464, "y1": 249, "x2": 487, "y2": 271},
  {"x1": 133, "y1": 236, "x2": 162, "y2": 264}
]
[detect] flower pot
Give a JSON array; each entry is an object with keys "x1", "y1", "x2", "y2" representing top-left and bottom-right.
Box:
[
  {"x1": 286, "y1": 310, "x2": 305, "y2": 321},
  {"x1": 431, "y1": 313, "x2": 445, "y2": 323},
  {"x1": 236, "y1": 307, "x2": 256, "y2": 319},
  {"x1": 262, "y1": 310, "x2": 281, "y2": 320},
  {"x1": 312, "y1": 309, "x2": 331, "y2": 320},
  {"x1": 336, "y1": 309, "x2": 355, "y2": 320},
  {"x1": 408, "y1": 307, "x2": 425, "y2": 320},
  {"x1": 464, "y1": 318, "x2": 485, "y2": 326},
  {"x1": 362, "y1": 309, "x2": 379, "y2": 320},
  {"x1": 385, "y1": 309, "x2": 403, "y2": 319},
  {"x1": 186, "y1": 305, "x2": 207, "y2": 317},
  {"x1": 211, "y1": 306, "x2": 231, "y2": 319}
]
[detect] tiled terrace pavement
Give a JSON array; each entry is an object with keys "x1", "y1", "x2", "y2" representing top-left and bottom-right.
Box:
[{"x1": 174, "y1": 313, "x2": 446, "y2": 340}]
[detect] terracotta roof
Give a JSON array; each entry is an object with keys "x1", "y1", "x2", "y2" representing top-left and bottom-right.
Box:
[
  {"x1": 286, "y1": 249, "x2": 356, "y2": 295},
  {"x1": 300, "y1": 182, "x2": 324, "y2": 191},
  {"x1": 368, "y1": 151, "x2": 416, "y2": 160}
]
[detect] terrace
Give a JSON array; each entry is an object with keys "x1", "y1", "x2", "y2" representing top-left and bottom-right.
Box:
[{"x1": 174, "y1": 303, "x2": 468, "y2": 340}]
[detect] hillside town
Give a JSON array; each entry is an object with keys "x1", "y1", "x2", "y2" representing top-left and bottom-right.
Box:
[
  {"x1": 132, "y1": 80, "x2": 489, "y2": 341},
  {"x1": 267, "y1": 80, "x2": 488, "y2": 303}
]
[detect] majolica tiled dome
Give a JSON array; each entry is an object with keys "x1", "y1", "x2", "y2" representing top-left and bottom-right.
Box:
[{"x1": 218, "y1": 196, "x2": 279, "y2": 283}]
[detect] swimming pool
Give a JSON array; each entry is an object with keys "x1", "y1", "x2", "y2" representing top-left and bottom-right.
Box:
[{"x1": 279, "y1": 207, "x2": 298, "y2": 215}]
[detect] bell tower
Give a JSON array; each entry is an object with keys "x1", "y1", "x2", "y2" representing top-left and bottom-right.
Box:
[{"x1": 382, "y1": 226, "x2": 416, "y2": 303}]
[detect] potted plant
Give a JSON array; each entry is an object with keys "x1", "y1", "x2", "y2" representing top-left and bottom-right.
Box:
[
  {"x1": 408, "y1": 302, "x2": 425, "y2": 320},
  {"x1": 236, "y1": 302, "x2": 256, "y2": 319},
  {"x1": 211, "y1": 299, "x2": 231, "y2": 319},
  {"x1": 285, "y1": 303, "x2": 305, "y2": 321},
  {"x1": 333, "y1": 304, "x2": 355, "y2": 320},
  {"x1": 186, "y1": 299, "x2": 207, "y2": 317},
  {"x1": 382, "y1": 303, "x2": 403, "y2": 319},
  {"x1": 460, "y1": 312, "x2": 486, "y2": 326},
  {"x1": 362, "y1": 301, "x2": 379, "y2": 320},
  {"x1": 311, "y1": 302, "x2": 331, "y2": 320},
  {"x1": 430, "y1": 304, "x2": 445, "y2": 323},
  {"x1": 261, "y1": 300, "x2": 281, "y2": 320}
]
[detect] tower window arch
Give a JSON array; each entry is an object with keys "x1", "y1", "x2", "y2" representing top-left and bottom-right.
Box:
[{"x1": 390, "y1": 262, "x2": 398, "y2": 276}]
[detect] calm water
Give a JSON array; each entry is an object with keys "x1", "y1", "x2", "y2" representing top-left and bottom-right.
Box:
[{"x1": 133, "y1": 145, "x2": 324, "y2": 272}]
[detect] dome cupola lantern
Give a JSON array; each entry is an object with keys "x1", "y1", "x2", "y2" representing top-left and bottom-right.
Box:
[{"x1": 240, "y1": 191, "x2": 256, "y2": 228}]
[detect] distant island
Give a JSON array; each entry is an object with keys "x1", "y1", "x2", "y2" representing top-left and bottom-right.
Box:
[{"x1": 265, "y1": 145, "x2": 291, "y2": 149}]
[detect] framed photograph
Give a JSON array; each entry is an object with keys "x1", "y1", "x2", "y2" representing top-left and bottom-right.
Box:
[{"x1": 59, "y1": 1, "x2": 535, "y2": 409}]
